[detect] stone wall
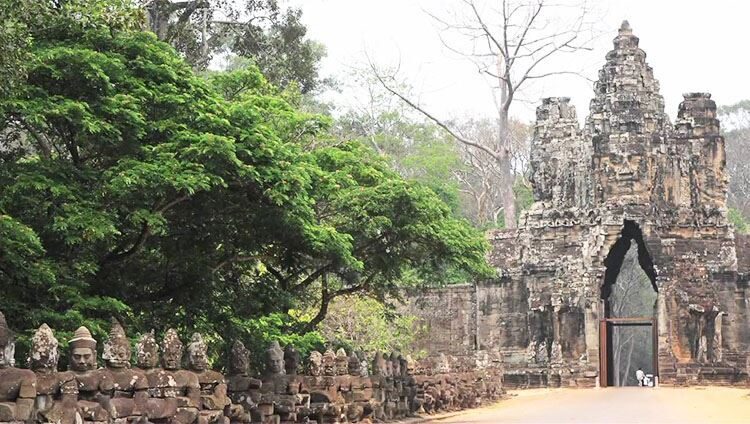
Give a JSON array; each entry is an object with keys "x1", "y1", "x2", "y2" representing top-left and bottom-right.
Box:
[
  {"x1": 0, "y1": 312, "x2": 502, "y2": 424},
  {"x1": 404, "y1": 21, "x2": 750, "y2": 388}
]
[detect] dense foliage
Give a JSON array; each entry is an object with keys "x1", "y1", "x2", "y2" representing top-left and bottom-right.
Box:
[
  {"x1": 317, "y1": 295, "x2": 423, "y2": 358},
  {"x1": 0, "y1": 1, "x2": 491, "y2": 369},
  {"x1": 145, "y1": 0, "x2": 326, "y2": 93}
]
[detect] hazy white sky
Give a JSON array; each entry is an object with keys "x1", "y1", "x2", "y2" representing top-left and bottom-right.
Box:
[{"x1": 290, "y1": 0, "x2": 749, "y2": 123}]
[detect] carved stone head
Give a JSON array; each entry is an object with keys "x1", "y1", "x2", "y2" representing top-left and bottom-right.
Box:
[
  {"x1": 435, "y1": 353, "x2": 450, "y2": 374},
  {"x1": 29, "y1": 324, "x2": 59, "y2": 371},
  {"x1": 347, "y1": 351, "x2": 361, "y2": 376},
  {"x1": 335, "y1": 348, "x2": 349, "y2": 376},
  {"x1": 135, "y1": 330, "x2": 159, "y2": 369},
  {"x1": 389, "y1": 352, "x2": 401, "y2": 377},
  {"x1": 228, "y1": 340, "x2": 250, "y2": 376},
  {"x1": 308, "y1": 351, "x2": 322, "y2": 376},
  {"x1": 322, "y1": 349, "x2": 336, "y2": 376},
  {"x1": 372, "y1": 352, "x2": 387, "y2": 377},
  {"x1": 265, "y1": 341, "x2": 285, "y2": 376},
  {"x1": 399, "y1": 355, "x2": 408, "y2": 377},
  {"x1": 405, "y1": 355, "x2": 416, "y2": 375},
  {"x1": 283, "y1": 345, "x2": 299, "y2": 375},
  {"x1": 356, "y1": 350, "x2": 369, "y2": 377},
  {"x1": 187, "y1": 333, "x2": 209, "y2": 372},
  {"x1": 102, "y1": 319, "x2": 131, "y2": 369},
  {"x1": 0, "y1": 311, "x2": 15, "y2": 368},
  {"x1": 161, "y1": 329, "x2": 183, "y2": 370},
  {"x1": 69, "y1": 326, "x2": 97, "y2": 372},
  {"x1": 384, "y1": 352, "x2": 393, "y2": 377}
]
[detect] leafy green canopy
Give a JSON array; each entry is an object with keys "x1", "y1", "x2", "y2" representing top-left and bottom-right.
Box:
[
  {"x1": 0, "y1": 1, "x2": 491, "y2": 367},
  {"x1": 318, "y1": 295, "x2": 423, "y2": 357}
]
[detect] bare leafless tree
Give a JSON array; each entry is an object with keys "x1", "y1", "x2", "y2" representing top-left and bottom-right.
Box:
[
  {"x1": 372, "y1": 0, "x2": 597, "y2": 228},
  {"x1": 451, "y1": 118, "x2": 531, "y2": 226},
  {"x1": 720, "y1": 102, "x2": 750, "y2": 219}
]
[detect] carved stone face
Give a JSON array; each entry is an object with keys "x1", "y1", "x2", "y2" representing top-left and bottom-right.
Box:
[
  {"x1": 356, "y1": 351, "x2": 369, "y2": 377},
  {"x1": 69, "y1": 326, "x2": 97, "y2": 372},
  {"x1": 335, "y1": 348, "x2": 349, "y2": 376},
  {"x1": 405, "y1": 355, "x2": 416, "y2": 375},
  {"x1": 187, "y1": 333, "x2": 208, "y2": 372},
  {"x1": 372, "y1": 352, "x2": 387, "y2": 377},
  {"x1": 71, "y1": 347, "x2": 96, "y2": 372},
  {"x1": 29, "y1": 324, "x2": 59, "y2": 371},
  {"x1": 228, "y1": 341, "x2": 250, "y2": 376},
  {"x1": 103, "y1": 321, "x2": 131, "y2": 369},
  {"x1": 435, "y1": 353, "x2": 450, "y2": 374},
  {"x1": 265, "y1": 341, "x2": 284, "y2": 375},
  {"x1": 161, "y1": 329, "x2": 183, "y2": 371},
  {"x1": 322, "y1": 350, "x2": 336, "y2": 376},
  {"x1": 135, "y1": 331, "x2": 159, "y2": 369},
  {"x1": 308, "y1": 351, "x2": 322, "y2": 376},
  {"x1": 347, "y1": 351, "x2": 361, "y2": 376},
  {"x1": 389, "y1": 352, "x2": 401, "y2": 376},
  {"x1": 103, "y1": 343, "x2": 130, "y2": 369}
]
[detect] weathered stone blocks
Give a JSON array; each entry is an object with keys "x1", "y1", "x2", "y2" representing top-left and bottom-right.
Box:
[
  {"x1": 0, "y1": 314, "x2": 500, "y2": 424},
  {"x1": 403, "y1": 21, "x2": 750, "y2": 388}
]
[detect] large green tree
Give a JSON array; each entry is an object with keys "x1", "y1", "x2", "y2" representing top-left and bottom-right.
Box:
[
  {"x1": 143, "y1": 0, "x2": 326, "y2": 93},
  {"x1": 0, "y1": 0, "x2": 490, "y2": 364}
]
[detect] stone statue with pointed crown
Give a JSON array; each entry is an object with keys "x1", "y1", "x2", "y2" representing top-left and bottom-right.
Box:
[
  {"x1": 259, "y1": 341, "x2": 303, "y2": 423},
  {"x1": 226, "y1": 341, "x2": 261, "y2": 424},
  {"x1": 322, "y1": 349, "x2": 337, "y2": 377},
  {"x1": 133, "y1": 330, "x2": 178, "y2": 422},
  {"x1": 335, "y1": 348, "x2": 349, "y2": 376},
  {"x1": 159, "y1": 329, "x2": 201, "y2": 424},
  {"x1": 371, "y1": 352, "x2": 387, "y2": 377},
  {"x1": 102, "y1": 319, "x2": 149, "y2": 421},
  {"x1": 188, "y1": 332, "x2": 229, "y2": 424},
  {"x1": 30, "y1": 324, "x2": 79, "y2": 424},
  {"x1": 307, "y1": 351, "x2": 323, "y2": 377},
  {"x1": 264, "y1": 341, "x2": 285, "y2": 377}
]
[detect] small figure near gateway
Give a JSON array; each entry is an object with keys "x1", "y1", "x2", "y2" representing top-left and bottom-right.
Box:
[{"x1": 635, "y1": 368, "x2": 645, "y2": 387}]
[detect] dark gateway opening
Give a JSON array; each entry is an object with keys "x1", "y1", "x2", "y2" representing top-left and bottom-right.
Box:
[{"x1": 600, "y1": 220, "x2": 658, "y2": 387}]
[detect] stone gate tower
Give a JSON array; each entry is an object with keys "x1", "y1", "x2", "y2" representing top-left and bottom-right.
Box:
[{"x1": 405, "y1": 21, "x2": 750, "y2": 387}]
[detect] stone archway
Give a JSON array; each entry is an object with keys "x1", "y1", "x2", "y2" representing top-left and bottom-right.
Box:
[{"x1": 599, "y1": 220, "x2": 659, "y2": 387}]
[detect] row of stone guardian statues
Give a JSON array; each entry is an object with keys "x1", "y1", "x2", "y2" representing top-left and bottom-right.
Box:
[{"x1": 0, "y1": 312, "x2": 502, "y2": 423}]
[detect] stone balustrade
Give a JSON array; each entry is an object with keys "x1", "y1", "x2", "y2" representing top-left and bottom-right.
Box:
[{"x1": 0, "y1": 312, "x2": 503, "y2": 424}]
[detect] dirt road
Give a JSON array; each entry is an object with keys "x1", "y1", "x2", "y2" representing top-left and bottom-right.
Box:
[{"x1": 427, "y1": 387, "x2": 750, "y2": 423}]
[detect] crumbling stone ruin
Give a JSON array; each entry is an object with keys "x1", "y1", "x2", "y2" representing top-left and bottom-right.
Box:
[
  {"x1": 405, "y1": 21, "x2": 750, "y2": 388},
  {"x1": 0, "y1": 312, "x2": 501, "y2": 424}
]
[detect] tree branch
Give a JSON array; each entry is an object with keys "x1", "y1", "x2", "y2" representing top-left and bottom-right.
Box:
[
  {"x1": 369, "y1": 64, "x2": 500, "y2": 161},
  {"x1": 290, "y1": 265, "x2": 331, "y2": 293},
  {"x1": 100, "y1": 194, "x2": 190, "y2": 265}
]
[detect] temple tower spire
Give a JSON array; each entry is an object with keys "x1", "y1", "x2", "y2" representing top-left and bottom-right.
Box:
[{"x1": 587, "y1": 21, "x2": 668, "y2": 137}]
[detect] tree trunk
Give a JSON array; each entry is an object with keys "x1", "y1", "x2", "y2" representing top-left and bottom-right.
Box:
[
  {"x1": 301, "y1": 272, "x2": 330, "y2": 333},
  {"x1": 496, "y1": 57, "x2": 516, "y2": 229},
  {"x1": 146, "y1": 0, "x2": 172, "y2": 40},
  {"x1": 612, "y1": 328, "x2": 621, "y2": 387},
  {"x1": 497, "y1": 113, "x2": 516, "y2": 229},
  {"x1": 622, "y1": 334, "x2": 636, "y2": 386}
]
